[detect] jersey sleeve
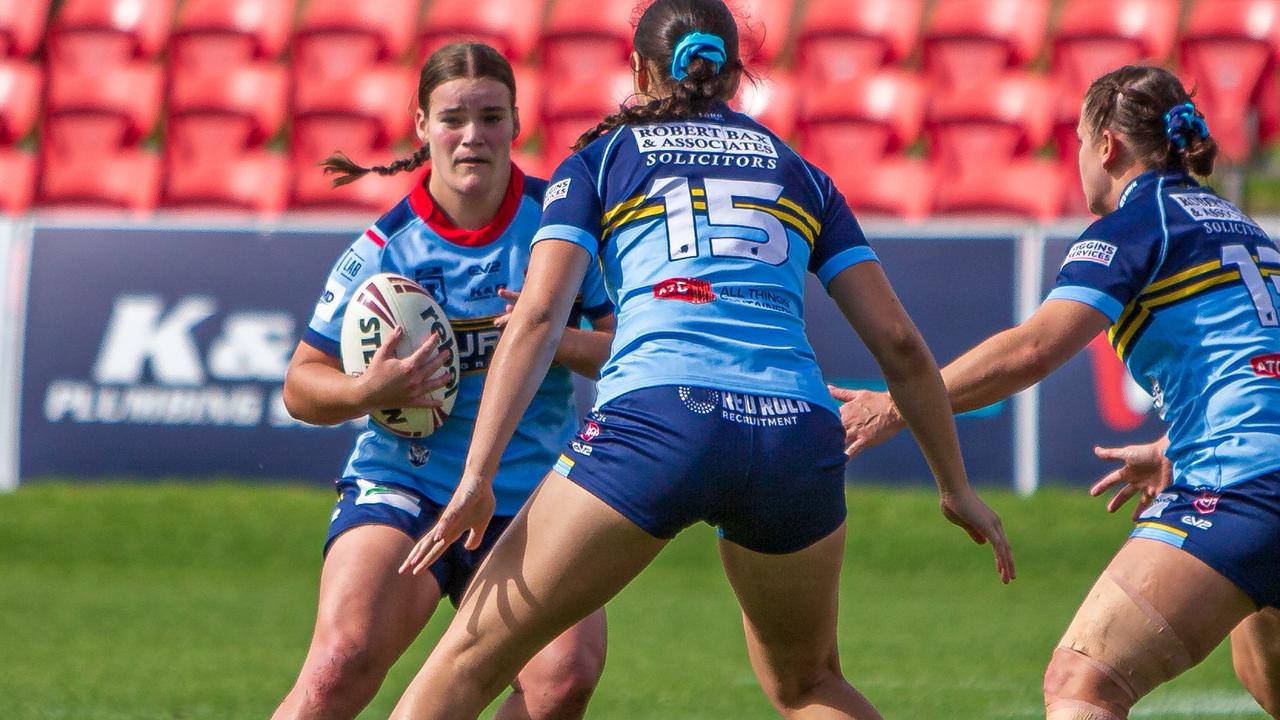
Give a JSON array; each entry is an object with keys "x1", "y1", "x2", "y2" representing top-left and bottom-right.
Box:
[
  {"x1": 576, "y1": 256, "x2": 613, "y2": 321},
  {"x1": 532, "y1": 153, "x2": 604, "y2": 260},
  {"x1": 1046, "y1": 213, "x2": 1163, "y2": 323},
  {"x1": 302, "y1": 229, "x2": 388, "y2": 357},
  {"x1": 805, "y1": 166, "x2": 879, "y2": 289}
]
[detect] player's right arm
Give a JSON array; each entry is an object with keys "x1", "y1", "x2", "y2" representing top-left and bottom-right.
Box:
[{"x1": 282, "y1": 330, "x2": 449, "y2": 426}]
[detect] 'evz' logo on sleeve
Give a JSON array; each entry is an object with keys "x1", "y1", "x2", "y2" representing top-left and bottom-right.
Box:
[
  {"x1": 1062, "y1": 240, "x2": 1118, "y2": 268},
  {"x1": 544, "y1": 178, "x2": 571, "y2": 210}
]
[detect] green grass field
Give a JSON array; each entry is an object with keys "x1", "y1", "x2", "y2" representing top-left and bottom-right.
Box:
[{"x1": 0, "y1": 482, "x2": 1266, "y2": 720}]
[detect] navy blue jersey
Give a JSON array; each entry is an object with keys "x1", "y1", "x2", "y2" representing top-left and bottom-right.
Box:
[
  {"x1": 304, "y1": 166, "x2": 613, "y2": 515},
  {"x1": 532, "y1": 101, "x2": 877, "y2": 411},
  {"x1": 1048, "y1": 170, "x2": 1280, "y2": 488}
]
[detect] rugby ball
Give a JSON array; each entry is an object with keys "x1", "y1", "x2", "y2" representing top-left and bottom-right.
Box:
[{"x1": 340, "y1": 273, "x2": 461, "y2": 438}]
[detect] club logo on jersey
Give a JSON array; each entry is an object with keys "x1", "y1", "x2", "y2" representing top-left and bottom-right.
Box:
[
  {"x1": 466, "y1": 283, "x2": 507, "y2": 302},
  {"x1": 654, "y1": 277, "x2": 716, "y2": 304},
  {"x1": 678, "y1": 386, "x2": 720, "y2": 414},
  {"x1": 467, "y1": 261, "x2": 503, "y2": 276},
  {"x1": 408, "y1": 444, "x2": 430, "y2": 467},
  {"x1": 544, "y1": 178, "x2": 571, "y2": 209},
  {"x1": 315, "y1": 277, "x2": 347, "y2": 322},
  {"x1": 1138, "y1": 492, "x2": 1179, "y2": 520},
  {"x1": 578, "y1": 420, "x2": 601, "y2": 442},
  {"x1": 1062, "y1": 240, "x2": 1118, "y2": 268},
  {"x1": 1251, "y1": 353, "x2": 1280, "y2": 378},
  {"x1": 570, "y1": 441, "x2": 593, "y2": 456},
  {"x1": 413, "y1": 267, "x2": 448, "y2": 305},
  {"x1": 1193, "y1": 491, "x2": 1220, "y2": 515},
  {"x1": 337, "y1": 249, "x2": 366, "y2": 281}
]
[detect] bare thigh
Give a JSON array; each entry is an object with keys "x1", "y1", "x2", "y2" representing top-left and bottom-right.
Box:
[{"x1": 390, "y1": 472, "x2": 668, "y2": 719}]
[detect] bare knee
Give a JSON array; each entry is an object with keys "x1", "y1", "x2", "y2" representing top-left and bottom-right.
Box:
[
  {"x1": 296, "y1": 636, "x2": 390, "y2": 714},
  {"x1": 1233, "y1": 648, "x2": 1280, "y2": 717},
  {"x1": 759, "y1": 650, "x2": 843, "y2": 713},
  {"x1": 1044, "y1": 648, "x2": 1134, "y2": 718},
  {"x1": 513, "y1": 641, "x2": 605, "y2": 719}
]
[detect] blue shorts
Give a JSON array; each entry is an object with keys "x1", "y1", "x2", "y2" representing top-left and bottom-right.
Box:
[
  {"x1": 553, "y1": 385, "x2": 848, "y2": 554},
  {"x1": 324, "y1": 479, "x2": 513, "y2": 607},
  {"x1": 1130, "y1": 471, "x2": 1280, "y2": 608}
]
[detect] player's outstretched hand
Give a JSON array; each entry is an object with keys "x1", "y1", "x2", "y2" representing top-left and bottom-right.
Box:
[
  {"x1": 357, "y1": 327, "x2": 452, "y2": 410},
  {"x1": 399, "y1": 477, "x2": 496, "y2": 576},
  {"x1": 828, "y1": 385, "x2": 906, "y2": 458},
  {"x1": 494, "y1": 288, "x2": 520, "y2": 329},
  {"x1": 940, "y1": 489, "x2": 1016, "y2": 584},
  {"x1": 1089, "y1": 442, "x2": 1172, "y2": 519}
]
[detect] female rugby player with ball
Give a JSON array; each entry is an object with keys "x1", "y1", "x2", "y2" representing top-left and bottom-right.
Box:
[
  {"x1": 273, "y1": 43, "x2": 616, "y2": 720},
  {"x1": 391, "y1": 2, "x2": 1014, "y2": 718},
  {"x1": 836, "y1": 65, "x2": 1280, "y2": 720}
]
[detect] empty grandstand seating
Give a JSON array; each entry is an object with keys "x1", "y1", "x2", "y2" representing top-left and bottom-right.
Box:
[
  {"x1": 795, "y1": 0, "x2": 924, "y2": 86},
  {"x1": 168, "y1": 63, "x2": 288, "y2": 159},
  {"x1": 926, "y1": 73, "x2": 1054, "y2": 176},
  {"x1": 800, "y1": 69, "x2": 926, "y2": 171},
  {"x1": 43, "y1": 62, "x2": 164, "y2": 154},
  {"x1": 0, "y1": 149, "x2": 34, "y2": 212},
  {"x1": 541, "y1": 0, "x2": 635, "y2": 82},
  {"x1": 293, "y1": 0, "x2": 418, "y2": 79},
  {"x1": 830, "y1": 157, "x2": 936, "y2": 220},
  {"x1": 166, "y1": 151, "x2": 288, "y2": 212},
  {"x1": 734, "y1": 69, "x2": 800, "y2": 140},
  {"x1": 513, "y1": 65, "x2": 542, "y2": 148},
  {"x1": 0, "y1": 0, "x2": 52, "y2": 58},
  {"x1": 1052, "y1": 0, "x2": 1179, "y2": 102},
  {"x1": 1180, "y1": 0, "x2": 1280, "y2": 162},
  {"x1": 418, "y1": 0, "x2": 545, "y2": 63},
  {"x1": 932, "y1": 159, "x2": 1064, "y2": 219},
  {"x1": 0, "y1": 61, "x2": 41, "y2": 143},
  {"x1": 46, "y1": 0, "x2": 174, "y2": 69},
  {"x1": 540, "y1": 67, "x2": 633, "y2": 160},
  {"x1": 170, "y1": 0, "x2": 294, "y2": 73},
  {"x1": 291, "y1": 66, "x2": 416, "y2": 165},
  {"x1": 922, "y1": 0, "x2": 1050, "y2": 90},
  {"x1": 39, "y1": 148, "x2": 162, "y2": 211},
  {"x1": 736, "y1": 0, "x2": 795, "y2": 66},
  {"x1": 292, "y1": 151, "x2": 417, "y2": 211}
]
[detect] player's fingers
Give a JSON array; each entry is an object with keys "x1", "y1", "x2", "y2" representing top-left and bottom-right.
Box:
[
  {"x1": 408, "y1": 332, "x2": 442, "y2": 364},
  {"x1": 401, "y1": 395, "x2": 443, "y2": 409},
  {"x1": 494, "y1": 314, "x2": 510, "y2": 329},
  {"x1": 1106, "y1": 485, "x2": 1138, "y2": 514},
  {"x1": 497, "y1": 288, "x2": 520, "y2": 301},
  {"x1": 399, "y1": 536, "x2": 435, "y2": 575},
  {"x1": 374, "y1": 327, "x2": 404, "y2": 361},
  {"x1": 1092, "y1": 445, "x2": 1126, "y2": 461},
  {"x1": 1089, "y1": 469, "x2": 1127, "y2": 496},
  {"x1": 412, "y1": 540, "x2": 449, "y2": 576},
  {"x1": 827, "y1": 384, "x2": 858, "y2": 402}
]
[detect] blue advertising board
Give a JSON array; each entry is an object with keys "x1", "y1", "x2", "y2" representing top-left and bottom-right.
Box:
[{"x1": 21, "y1": 224, "x2": 363, "y2": 483}]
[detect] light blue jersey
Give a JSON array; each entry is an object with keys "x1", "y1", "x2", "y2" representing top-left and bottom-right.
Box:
[
  {"x1": 1049, "y1": 170, "x2": 1280, "y2": 489},
  {"x1": 532, "y1": 101, "x2": 877, "y2": 411},
  {"x1": 303, "y1": 166, "x2": 613, "y2": 515}
]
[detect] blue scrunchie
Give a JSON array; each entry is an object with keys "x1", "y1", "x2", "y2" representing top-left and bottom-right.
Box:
[
  {"x1": 670, "y1": 32, "x2": 726, "y2": 81},
  {"x1": 1164, "y1": 102, "x2": 1210, "y2": 150}
]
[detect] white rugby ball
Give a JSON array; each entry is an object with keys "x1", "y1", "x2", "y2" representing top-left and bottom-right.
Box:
[{"x1": 340, "y1": 273, "x2": 461, "y2": 438}]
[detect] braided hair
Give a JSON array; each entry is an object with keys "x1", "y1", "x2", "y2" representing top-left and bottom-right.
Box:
[
  {"x1": 1081, "y1": 65, "x2": 1218, "y2": 177},
  {"x1": 571, "y1": 0, "x2": 747, "y2": 152},
  {"x1": 321, "y1": 42, "x2": 518, "y2": 186}
]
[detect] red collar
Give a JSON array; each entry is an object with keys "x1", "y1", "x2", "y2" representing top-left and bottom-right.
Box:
[{"x1": 407, "y1": 163, "x2": 525, "y2": 248}]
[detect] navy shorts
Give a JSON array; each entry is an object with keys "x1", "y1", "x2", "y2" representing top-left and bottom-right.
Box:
[
  {"x1": 553, "y1": 385, "x2": 848, "y2": 554},
  {"x1": 1130, "y1": 470, "x2": 1280, "y2": 608},
  {"x1": 325, "y1": 479, "x2": 513, "y2": 607}
]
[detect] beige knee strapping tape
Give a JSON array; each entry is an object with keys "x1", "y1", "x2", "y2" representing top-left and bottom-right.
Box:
[
  {"x1": 1057, "y1": 570, "x2": 1194, "y2": 701},
  {"x1": 1045, "y1": 699, "x2": 1125, "y2": 720}
]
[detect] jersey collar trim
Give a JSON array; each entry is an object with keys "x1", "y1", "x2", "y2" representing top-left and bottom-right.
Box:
[
  {"x1": 1118, "y1": 169, "x2": 1197, "y2": 209},
  {"x1": 407, "y1": 163, "x2": 526, "y2": 248}
]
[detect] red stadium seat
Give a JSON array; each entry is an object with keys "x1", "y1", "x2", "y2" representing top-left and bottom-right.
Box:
[
  {"x1": 735, "y1": 0, "x2": 796, "y2": 66},
  {"x1": 734, "y1": 69, "x2": 799, "y2": 140},
  {"x1": 932, "y1": 159, "x2": 1063, "y2": 219},
  {"x1": 167, "y1": 63, "x2": 288, "y2": 165},
  {"x1": 0, "y1": 149, "x2": 35, "y2": 213},
  {"x1": 541, "y1": 0, "x2": 635, "y2": 82},
  {"x1": 0, "y1": 61, "x2": 42, "y2": 143},
  {"x1": 292, "y1": 66, "x2": 416, "y2": 166},
  {"x1": 0, "y1": 0, "x2": 52, "y2": 57},
  {"x1": 796, "y1": 0, "x2": 924, "y2": 86},
  {"x1": 512, "y1": 147, "x2": 551, "y2": 180},
  {"x1": 1060, "y1": 161, "x2": 1091, "y2": 217},
  {"x1": 925, "y1": 72, "x2": 1054, "y2": 175},
  {"x1": 1180, "y1": 0, "x2": 1280, "y2": 162},
  {"x1": 170, "y1": 0, "x2": 294, "y2": 73},
  {"x1": 43, "y1": 62, "x2": 164, "y2": 154},
  {"x1": 291, "y1": 152, "x2": 418, "y2": 211},
  {"x1": 47, "y1": 0, "x2": 175, "y2": 69},
  {"x1": 165, "y1": 151, "x2": 288, "y2": 212},
  {"x1": 1052, "y1": 0, "x2": 1179, "y2": 103},
  {"x1": 830, "y1": 157, "x2": 935, "y2": 220},
  {"x1": 541, "y1": 68, "x2": 633, "y2": 160},
  {"x1": 922, "y1": 0, "x2": 1049, "y2": 90},
  {"x1": 293, "y1": 0, "x2": 418, "y2": 80},
  {"x1": 513, "y1": 65, "x2": 542, "y2": 149},
  {"x1": 39, "y1": 148, "x2": 161, "y2": 212},
  {"x1": 418, "y1": 0, "x2": 546, "y2": 63},
  {"x1": 799, "y1": 69, "x2": 925, "y2": 171}
]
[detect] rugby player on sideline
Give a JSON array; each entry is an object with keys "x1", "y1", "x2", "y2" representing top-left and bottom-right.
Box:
[
  {"x1": 390, "y1": 2, "x2": 1013, "y2": 718},
  {"x1": 836, "y1": 65, "x2": 1280, "y2": 720},
  {"x1": 273, "y1": 43, "x2": 615, "y2": 720}
]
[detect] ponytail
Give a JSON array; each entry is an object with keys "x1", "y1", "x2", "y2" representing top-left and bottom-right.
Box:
[{"x1": 320, "y1": 146, "x2": 431, "y2": 187}]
